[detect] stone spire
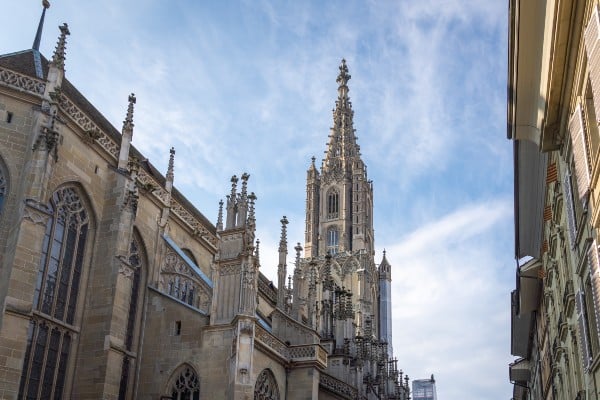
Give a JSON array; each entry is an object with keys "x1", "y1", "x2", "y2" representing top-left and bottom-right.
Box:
[
  {"x1": 51, "y1": 23, "x2": 70, "y2": 70},
  {"x1": 33, "y1": 1, "x2": 51, "y2": 51},
  {"x1": 237, "y1": 173, "x2": 250, "y2": 228},
  {"x1": 165, "y1": 147, "x2": 175, "y2": 193},
  {"x1": 324, "y1": 59, "x2": 359, "y2": 169},
  {"x1": 226, "y1": 175, "x2": 238, "y2": 229},
  {"x1": 216, "y1": 199, "x2": 224, "y2": 231},
  {"x1": 118, "y1": 94, "x2": 136, "y2": 170},
  {"x1": 379, "y1": 249, "x2": 393, "y2": 354},
  {"x1": 277, "y1": 216, "x2": 289, "y2": 308}
]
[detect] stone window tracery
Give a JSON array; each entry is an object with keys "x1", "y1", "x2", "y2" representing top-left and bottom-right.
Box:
[
  {"x1": 19, "y1": 187, "x2": 89, "y2": 400},
  {"x1": 254, "y1": 369, "x2": 280, "y2": 400},
  {"x1": 118, "y1": 233, "x2": 144, "y2": 400},
  {"x1": 327, "y1": 226, "x2": 339, "y2": 255},
  {"x1": 0, "y1": 165, "x2": 6, "y2": 212},
  {"x1": 327, "y1": 189, "x2": 339, "y2": 219},
  {"x1": 170, "y1": 365, "x2": 200, "y2": 400}
]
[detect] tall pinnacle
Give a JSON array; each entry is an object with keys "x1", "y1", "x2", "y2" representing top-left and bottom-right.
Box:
[
  {"x1": 336, "y1": 58, "x2": 351, "y2": 96},
  {"x1": 324, "y1": 59, "x2": 359, "y2": 170},
  {"x1": 51, "y1": 23, "x2": 70, "y2": 70},
  {"x1": 33, "y1": 1, "x2": 51, "y2": 51},
  {"x1": 123, "y1": 93, "x2": 136, "y2": 132}
]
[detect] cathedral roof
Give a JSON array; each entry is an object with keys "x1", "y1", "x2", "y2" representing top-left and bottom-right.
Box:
[{"x1": 0, "y1": 45, "x2": 216, "y2": 237}]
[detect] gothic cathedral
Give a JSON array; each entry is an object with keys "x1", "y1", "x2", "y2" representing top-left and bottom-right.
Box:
[{"x1": 0, "y1": 8, "x2": 410, "y2": 400}]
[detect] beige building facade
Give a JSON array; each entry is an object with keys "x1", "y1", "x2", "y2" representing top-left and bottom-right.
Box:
[
  {"x1": 0, "y1": 9, "x2": 410, "y2": 400},
  {"x1": 509, "y1": 0, "x2": 600, "y2": 399}
]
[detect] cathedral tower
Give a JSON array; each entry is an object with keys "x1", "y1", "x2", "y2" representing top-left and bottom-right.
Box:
[{"x1": 304, "y1": 59, "x2": 374, "y2": 258}]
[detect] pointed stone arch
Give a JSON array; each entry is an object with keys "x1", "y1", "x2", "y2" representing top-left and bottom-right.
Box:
[
  {"x1": 0, "y1": 154, "x2": 8, "y2": 214},
  {"x1": 166, "y1": 363, "x2": 200, "y2": 400},
  {"x1": 118, "y1": 228, "x2": 148, "y2": 399},
  {"x1": 19, "y1": 184, "x2": 95, "y2": 400},
  {"x1": 254, "y1": 368, "x2": 280, "y2": 400}
]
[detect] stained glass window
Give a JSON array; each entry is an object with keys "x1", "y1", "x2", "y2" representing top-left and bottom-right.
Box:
[
  {"x1": 119, "y1": 234, "x2": 144, "y2": 400},
  {"x1": 19, "y1": 187, "x2": 89, "y2": 400}
]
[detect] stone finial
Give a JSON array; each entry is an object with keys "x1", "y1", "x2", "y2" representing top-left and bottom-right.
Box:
[
  {"x1": 294, "y1": 243, "x2": 302, "y2": 265},
  {"x1": 247, "y1": 192, "x2": 256, "y2": 224},
  {"x1": 279, "y1": 216, "x2": 289, "y2": 253},
  {"x1": 336, "y1": 59, "x2": 351, "y2": 88},
  {"x1": 51, "y1": 23, "x2": 70, "y2": 69},
  {"x1": 216, "y1": 199, "x2": 224, "y2": 231},
  {"x1": 122, "y1": 93, "x2": 136, "y2": 132},
  {"x1": 165, "y1": 147, "x2": 175, "y2": 193},
  {"x1": 240, "y1": 172, "x2": 250, "y2": 200},
  {"x1": 230, "y1": 175, "x2": 238, "y2": 198},
  {"x1": 117, "y1": 93, "x2": 136, "y2": 170},
  {"x1": 167, "y1": 147, "x2": 175, "y2": 179}
]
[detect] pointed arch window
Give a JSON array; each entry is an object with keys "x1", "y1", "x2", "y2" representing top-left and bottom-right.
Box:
[
  {"x1": 0, "y1": 165, "x2": 6, "y2": 213},
  {"x1": 327, "y1": 227, "x2": 339, "y2": 255},
  {"x1": 327, "y1": 189, "x2": 339, "y2": 219},
  {"x1": 254, "y1": 369, "x2": 280, "y2": 400},
  {"x1": 169, "y1": 365, "x2": 200, "y2": 400},
  {"x1": 118, "y1": 233, "x2": 145, "y2": 400},
  {"x1": 19, "y1": 187, "x2": 90, "y2": 400}
]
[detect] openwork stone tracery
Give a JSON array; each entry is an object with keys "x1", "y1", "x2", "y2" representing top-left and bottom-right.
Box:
[{"x1": 254, "y1": 369, "x2": 280, "y2": 400}]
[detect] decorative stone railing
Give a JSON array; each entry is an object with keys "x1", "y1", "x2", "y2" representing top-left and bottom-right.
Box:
[
  {"x1": 0, "y1": 66, "x2": 46, "y2": 96},
  {"x1": 257, "y1": 273, "x2": 277, "y2": 304},
  {"x1": 254, "y1": 325, "x2": 327, "y2": 369},
  {"x1": 319, "y1": 372, "x2": 358, "y2": 400},
  {"x1": 255, "y1": 325, "x2": 287, "y2": 360}
]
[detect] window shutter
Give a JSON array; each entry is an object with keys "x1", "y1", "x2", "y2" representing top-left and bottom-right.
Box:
[
  {"x1": 589, "y1": 242, "x2": 600, "y2": 344},
  {"x1": 585, "y1": 5, "x2": 600, "y2": 120},
  {"x1": 576, "y1": 290, "x2": 593, "y2": 370},
  {"x1": 563, "y1": 172, "x2": 577, "y2": 246},
  {"x1": 569, "y1": 105, "x2": 590, "y2": 199}
]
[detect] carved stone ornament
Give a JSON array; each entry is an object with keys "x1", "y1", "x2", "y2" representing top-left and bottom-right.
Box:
[
  {"x1": 23, "y1": 199, "x2": 52, "y2": 226},
  {"x1": 117, "y1": 255, "x2": 135, "y2": 279}
]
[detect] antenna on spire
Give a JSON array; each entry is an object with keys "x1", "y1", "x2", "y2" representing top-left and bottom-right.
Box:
[{"x1": 33, "y1": 1, "x2": 51, "y2": 51}]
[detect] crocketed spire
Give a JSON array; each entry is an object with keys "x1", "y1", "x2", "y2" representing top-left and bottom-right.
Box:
[
  {"x1": 324, "y1": 59, "x2": 360, "y2": 172},
  {"x1": 51, "y1": 23, "x2": 70, "y2": 70}
]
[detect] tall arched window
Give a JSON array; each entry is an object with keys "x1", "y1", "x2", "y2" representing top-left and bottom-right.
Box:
[
  {"x1": 118, "y1": 233, "x2": 144, "y2": 400},
  {"x1": 0, "y1": 162, "x2": 6, "y2": 213},
  {"x1": 254, "y1": 369, "x2": 280, "y2": 400},
  {"x1": 19, "y1": 186, "x2": 90, "y2": 400},
  {"x1": 327, "y1": 189, "x2": 339, "y2": 219},
  {"x1": 327, "y1": 227, "x2": 339, "y2": 254},
  {"x1": 169, "y1": 365, "x2": 200, "y2": 400}
]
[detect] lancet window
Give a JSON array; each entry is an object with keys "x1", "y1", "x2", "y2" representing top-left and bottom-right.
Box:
[
  {"x1": 327, "y1": 189, "x2": 339, "y2": 219},
  {"x1": 170, "y1": 365, "x2": 200, "y2": 400},
  {"x1": 327, "y1": 227, "x2": 339, "y2": 255},
  {"x1": 118, "y1": 233, "x2": 145, "y2": 400},
  {"x1": 0, "y1": 165, "x2": 6, "y2": 212},
  {"x1": 19, "y1": 186, "x2": 90, "y2": 400},
  {"x1": 254, "y1": 369, "x2": 280, "y2": 400},
  {"x1": 168, "y1": 276, "x2": 197, "y2": 307}
]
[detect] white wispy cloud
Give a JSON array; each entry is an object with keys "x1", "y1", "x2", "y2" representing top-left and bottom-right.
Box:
[
  {"x1": 383, "y1": 199, "x2": 513, "y2": 399},
  {"x1": 0, "y1": 2, "x2": 514, "y2": 398}
]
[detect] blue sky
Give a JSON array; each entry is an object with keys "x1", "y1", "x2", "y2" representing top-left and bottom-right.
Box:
[{"x1": 2, "y1": 1, "x2": 513, "y2": 398}]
